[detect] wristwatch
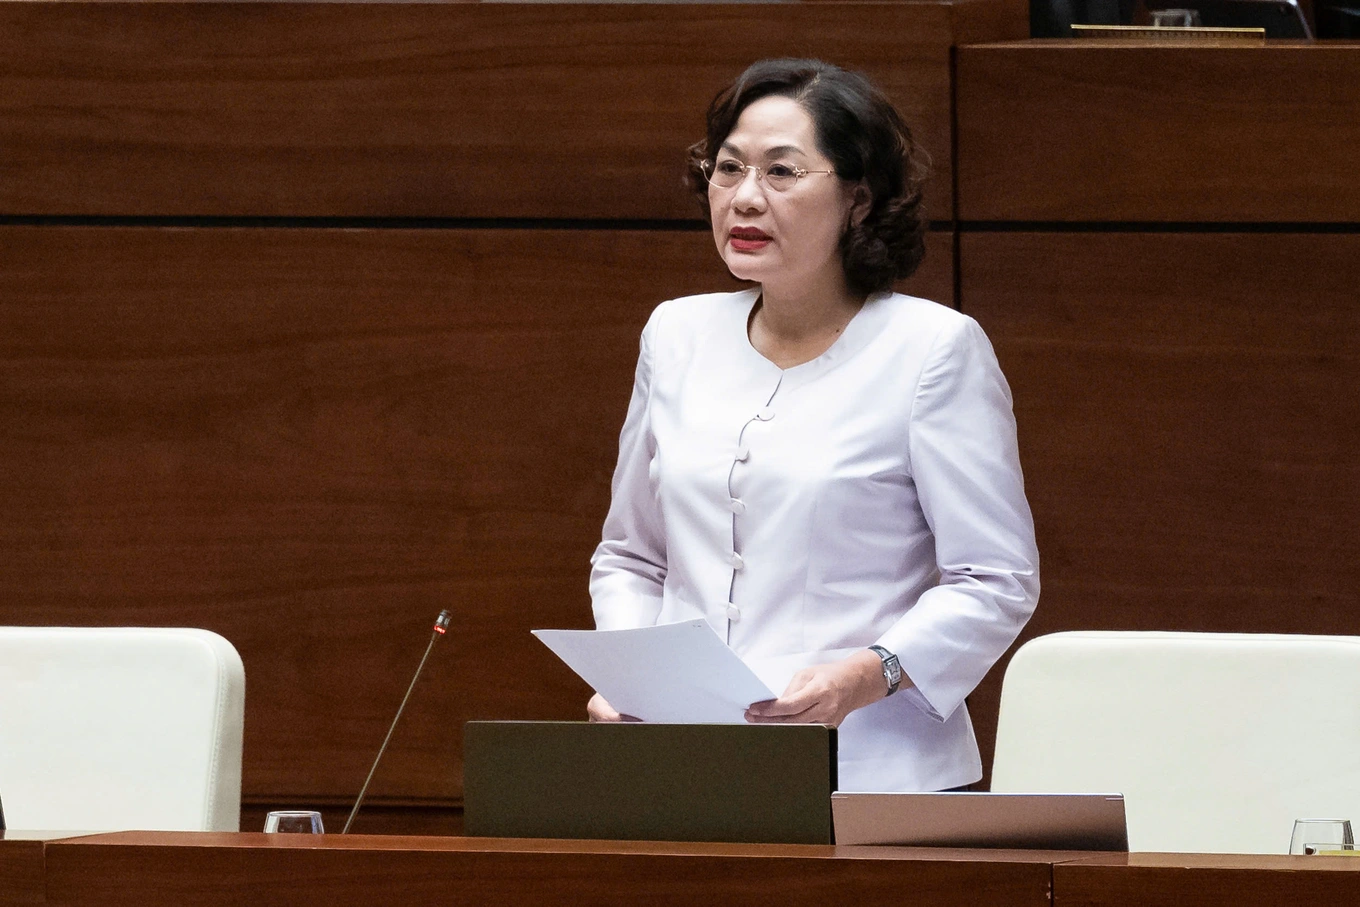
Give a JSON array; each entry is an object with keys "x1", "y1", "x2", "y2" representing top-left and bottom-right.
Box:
[{"x1": 868, "y1": 645, "x2": 901, "y2": 696}]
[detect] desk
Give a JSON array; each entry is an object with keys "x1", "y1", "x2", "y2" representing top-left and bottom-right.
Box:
[
  {"x1": 1055, "y1": 852, "x2": 1360, "y2": 906},
  {"x1": 0, "y1": 833, "x2": 45, "y2": 907},
  {"x1": 13, "y1": 832, "x2": 1360, "y2": 905},
  {"x1": 41, "y1": 832, "x2": 1059, "y2": 907},
  {"x1": 0, "y1": 833, "x2": 94, "y2": 907}
]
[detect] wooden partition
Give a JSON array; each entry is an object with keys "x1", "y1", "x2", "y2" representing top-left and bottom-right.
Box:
[
  {"x1": 954, "y1": 41, "x2": 1360, "y2": 784},
  {"x1": 0, "y1": 0, "x2": 993, "y2": 828},
  {"x1": 0, "y1": 1, "x2": 1036, "y2": 221},
  {"x1": 0, "y1": 221, "x2": 951, "y2": 808},
  {"x1": 966, "y1": 232, "x2": 1360, "y2": 615},
  {"x1": 956, "y1": 42, "x2": 1360, "y2": 223}
]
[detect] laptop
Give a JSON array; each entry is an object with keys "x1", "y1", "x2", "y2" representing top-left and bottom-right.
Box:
[{"x1": 832, "y1": 791, "x2": 1128, "y2": 850}]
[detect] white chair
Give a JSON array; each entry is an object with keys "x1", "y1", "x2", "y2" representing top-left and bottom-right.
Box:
[
  {"x1": 0, "y1": 627, "x2": 245, "y2": 831},
  {"x1": 991, "y1": 631, "x2": 1360, "y2": 854}
]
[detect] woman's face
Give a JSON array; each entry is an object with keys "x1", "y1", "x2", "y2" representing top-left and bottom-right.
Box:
[{"x1": 708, "y1": 95, "x2": 861, "y2": 301}]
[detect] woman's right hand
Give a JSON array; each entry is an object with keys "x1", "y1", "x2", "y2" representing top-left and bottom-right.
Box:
[{"x1": 587, "y1": 692, "x2": 639, "y2": 722}]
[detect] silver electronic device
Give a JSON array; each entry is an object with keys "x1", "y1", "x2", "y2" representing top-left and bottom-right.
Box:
[{"x1": 832, "y1": 791, "x2": 1128, "y2": 850}]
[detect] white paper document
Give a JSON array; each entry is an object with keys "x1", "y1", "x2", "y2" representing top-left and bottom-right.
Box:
[{"x1": 532, "y1": 620, "x2": 777, "y2": 724}]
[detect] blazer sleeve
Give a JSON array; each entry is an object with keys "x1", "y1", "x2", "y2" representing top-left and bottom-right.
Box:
[
  {"x1": 878, "y1": 315, "x2": 1040, "y2": 722},
  {"x1": 589, "y1": 305, "x2": 668, "y2": 630}
]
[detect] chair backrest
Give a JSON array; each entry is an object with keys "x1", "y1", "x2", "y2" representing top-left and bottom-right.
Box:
[
  {"x1": 0, "y1": 627, "x2": 245, "y2": 832},
  {"x1": 991, "y1": 631, "x2": 1360, "y2": 854}
]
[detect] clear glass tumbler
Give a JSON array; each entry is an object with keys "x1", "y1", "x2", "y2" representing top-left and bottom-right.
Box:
[
  {"x1": 264, "y1": 810, "x2": 325, "y2": 834},
  {"x1": 1289, "y1": 818, "x2": 1353, "y2": 854}
]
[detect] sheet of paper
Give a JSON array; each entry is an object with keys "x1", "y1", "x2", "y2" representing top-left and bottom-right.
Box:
[{"x1": 533, "y1": 620, "x2": 777, "y2": 724}]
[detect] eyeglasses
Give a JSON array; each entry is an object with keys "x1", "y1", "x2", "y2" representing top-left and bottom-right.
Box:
[{"x1": 701, "y1": 158, "x2": 836, "y2": 193}]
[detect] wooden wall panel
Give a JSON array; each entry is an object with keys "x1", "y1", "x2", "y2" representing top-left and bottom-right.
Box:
[
  {"x1": 947, "y1": 0, "x2": 1032, "y2": 43},
  {"x1": 959, "y1": 230, "x2": 1360, "y2": 783},
  {"x1": 0, "y1": 225, "x2": 953, "y2": 809},
  {"x1": 0, "y1": 1, "x2": 973, "y2": 221},
  {"x1": 2, "y1": 0, "x2": 988, "y2": 825},
  {"x1": 956, "y1": 42, "x2": 1360, "y2": 223}
]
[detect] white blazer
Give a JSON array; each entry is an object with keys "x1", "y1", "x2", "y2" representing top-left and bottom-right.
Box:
[{"x1": 590, "y1": 289, "x2": 1039, "y2": 791}]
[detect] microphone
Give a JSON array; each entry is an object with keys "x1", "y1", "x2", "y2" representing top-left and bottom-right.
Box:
[{"x1": 342, "y1": 609, "x2": 452, "y2": 834}]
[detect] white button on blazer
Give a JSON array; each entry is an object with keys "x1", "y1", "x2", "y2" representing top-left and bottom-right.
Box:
[{"x1": 591, "y1": 288, "x2": 1039, "y2": 792}]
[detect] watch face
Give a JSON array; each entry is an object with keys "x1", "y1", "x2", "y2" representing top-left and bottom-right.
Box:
[{"x1": 870, "y1": 646, "x2": 901, "y2": 691}]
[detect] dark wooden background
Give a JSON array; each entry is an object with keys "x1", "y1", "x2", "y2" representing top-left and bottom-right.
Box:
[
  {"x1": 3, "y1": 2, "x2": 1357, "y2": 832},
  {"x1": 954, "y1": 41, "x2": 1360, "y2": 785},
  {"x1": 0, "y1": 0, "x2": 980, "y2": 831}
]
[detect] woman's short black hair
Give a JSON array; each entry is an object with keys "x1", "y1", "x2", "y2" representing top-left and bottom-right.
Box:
[{"x1": 686, "y1": 58, "x2": 929, "y2": 296}]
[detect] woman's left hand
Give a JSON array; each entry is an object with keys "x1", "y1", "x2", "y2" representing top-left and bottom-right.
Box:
[{"x1": 744, "y1": 648, "x2": 891, "y2": 727}]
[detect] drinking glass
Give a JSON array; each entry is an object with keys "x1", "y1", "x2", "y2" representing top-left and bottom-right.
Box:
[
  {"x1": 1151, "y1": 8, "x2": 1202, "y2": 26},
  {"x1": 1290, "y1": 819, "x2": 1353, "y2": 854},
  {"x1": 264, "y1": 810, "x2": 325, "y2": 834}
]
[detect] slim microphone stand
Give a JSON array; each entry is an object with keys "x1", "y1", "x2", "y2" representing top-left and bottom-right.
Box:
[{"x1": 342, "y1": 609, "x2": 452, "y2": 834}]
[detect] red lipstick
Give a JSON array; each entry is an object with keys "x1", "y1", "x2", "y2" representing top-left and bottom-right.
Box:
[{"x1": 729, "y1": 226, "x2": 772, "y2": 252}]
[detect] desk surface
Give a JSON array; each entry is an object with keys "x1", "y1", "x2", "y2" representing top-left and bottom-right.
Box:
[
  {"x1": 41, "y1": 832, "x2": 1063, "y2": 907},
  {"x1": 8, "y1": 831, "x2": 1360, "y2": 907},
  {"x1": 1055, "y1": 851, "x2": 1360, "y2": 906}
]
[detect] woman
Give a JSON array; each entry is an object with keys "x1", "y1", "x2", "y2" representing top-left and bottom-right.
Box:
[{"x1": 587, "y1": 59, "x2": 1039, "y2": 792}]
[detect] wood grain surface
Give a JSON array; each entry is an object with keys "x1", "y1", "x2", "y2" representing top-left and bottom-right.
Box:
[
  {"x1": 240, "y1": 802, "x2": 465, "y2": 837},
  {"x1": 29, "y1": 832, "x2": 1360, "y2": 906},
  {"x1": 42, "y1": 832, "x2": 1056, "y2": 907},
  {"x1": 958, "y1": 229, "x2": 1360, "y2": 784},
  {"x1": 0, "y1": 224, "x2": 953, "y2": 807},
  {"x1": 956, "y1": 42, "x2": 1360, "y2": 223},
  {"x1": 0, "y1": 1, "x2": 979, "y2": 220},
  {"x1": 0, "y1": 836, "x2": 46, "y2": 907},
  {"x1": 1054, "y1": 852, "x2": 1360, "y2": 906},
  {"x1": 946, "y1": 0, "x2": 1033, "y2": 43}
]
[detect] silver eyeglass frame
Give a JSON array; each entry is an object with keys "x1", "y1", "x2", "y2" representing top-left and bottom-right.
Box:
[{"x1": 701, "y1": 159, "x2": 837, "y2": 192}]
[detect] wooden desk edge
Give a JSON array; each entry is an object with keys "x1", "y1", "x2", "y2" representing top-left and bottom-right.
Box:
[
  {"x1": 1055, "y1": 851, "x2": 1360, "y2": 871},
  {"x1": 45, "y1": 830, "x2": 1102, "y2": 864}
]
